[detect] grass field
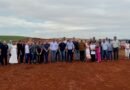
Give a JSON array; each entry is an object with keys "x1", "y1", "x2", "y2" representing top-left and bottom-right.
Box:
[{"x1": 0, "y1": 36, "x2": 27, "y2": 42}]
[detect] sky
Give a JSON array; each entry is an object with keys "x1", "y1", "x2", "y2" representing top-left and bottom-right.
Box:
[{"x1": 0, "y1": 0, "x2": 130, "y2": 39}]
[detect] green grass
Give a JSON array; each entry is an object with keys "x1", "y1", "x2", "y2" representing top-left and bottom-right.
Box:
[{"x1": 0, "y1": 36, "x2": 27, "y2": 42}]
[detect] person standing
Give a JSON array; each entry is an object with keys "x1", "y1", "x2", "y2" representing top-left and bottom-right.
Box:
[
  {"x1": 59, "y1": 40, "x2": 66, "y2": 62},
  {"x1": 25, "y1": 42, "x2": 30, "y2": 64},
  {"x1": 63, "y1": 37, "x2": 67, "y2": 60},
  {"x1": 86, "y1": 43, "x2": 91, "y2": 61},
  {"x1": 107, "y1": 39, "x2": 113, "y2": 60},
  {"x1": 50, "y1": 39, "x2": 58, "y2": 63},
  {"x1": 43, "y1": 41, "x2": 50, "y2": 63},
  {"x1": 90, "y1": 41, "x2": 96, "y2": 62},
  {"x1": 0, "y1": 41, "x2": 3, "y2": 65},
  {"x1": 99, "y1": 39, "x2": 103, "y2": 60},
  {"x1": 9, "y1": 42, "x2": 18, "y2": 64},
  {"x1": 96, "y1": 42, "x2": 101, "y2": 63},
  {"x1": 19, "y1": 42, "x2": 25, "y2": 63},
  {"x1": 36, "y1": 42, "x2": 42, "y2": 64},
  {"x1": 79, "y1": 40, "x2": 86, "y2": 62},
  {"x1": 41, "y1": 42, "x2": 45, "y2": 63},
  {"x1": 125, "y1": 41, "x2": 130, "y2": 59},
  {"x1": 102, "y1": 39, "x2": 108, "y2": 60},
  {"x1": 66, "y1": 40, "x2": 75, "y2": 62},
  {"x1": 17, "y1": 41, "x2": 21, "y2": 60},
  {"x1": 30, "y1": 42, "x2": 36, "y2": 64},
  {"x1": 2, "y1": 41, "x2": 8, "y2": 65},
  {"x1": 112, "y1": 36, "x2": 120, "y2": 60},
  {"x1": 7, "y1": 40, "x2": 12, "y2": 60},
  {"x1": 56, "y1": 40, "x2": 60, "y2": 62},
  {"x1": 73, "y1": 38, "x2": 80, "y2": 60}
]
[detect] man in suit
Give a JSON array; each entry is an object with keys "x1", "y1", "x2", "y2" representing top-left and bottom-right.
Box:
[
  {"x1": 43, "y1": 40, "x2": 50, "y2": 63},
  {"x1": 36, "y1": 42, "x2": 42, "y2": 64},
  {"x1": 2, "y1": 41, "x2": 8, "y2": 65},
  {"x1": 19, "y1": 42, "x2": 25, "y2": 63},
  {"x1": 17, "y1": 41, "x2": 21, "y2": 60}
]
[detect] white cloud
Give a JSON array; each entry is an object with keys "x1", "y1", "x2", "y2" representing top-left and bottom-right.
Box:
[{"x1": 0, "y1": 0, "x2": 130, "y2": 38}]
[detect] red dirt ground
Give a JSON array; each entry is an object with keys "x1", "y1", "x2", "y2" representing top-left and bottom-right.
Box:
[{"x1": 0, "y1": 59, "x2": 130, "y2": 90}]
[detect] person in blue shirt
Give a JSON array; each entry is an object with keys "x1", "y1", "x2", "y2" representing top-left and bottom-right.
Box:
[{"x1": 66, "y1": 39, "x2": 75, "y2": 62}]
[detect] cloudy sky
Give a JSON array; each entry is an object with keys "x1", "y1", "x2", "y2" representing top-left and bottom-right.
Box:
[{"x1": 0, "y1": 0, "x2": 130, "y2": 39}]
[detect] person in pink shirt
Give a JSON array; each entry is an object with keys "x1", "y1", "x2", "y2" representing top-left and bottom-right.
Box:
[{"x1": 96, "y1": 42, "x2": 101, "y2": 63}]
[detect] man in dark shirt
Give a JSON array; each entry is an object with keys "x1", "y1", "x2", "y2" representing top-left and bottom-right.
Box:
[
  {"x1": 43, "y1": 41, "x2": 50, "y2": 63},
  {"x1": 19, "y1": 41, "x2": 25, "y2": 63},
  {"x1": 73, "y1": 38, "x2": 80, "y2": 60},
  {"x1": 0, "y1": 41, "x2": 3, "y2": 65},
  {"x1": 41, "y1": 42, "x2": 45, "y2": 63},
  {"x1": 2, "y1": 41, "x2": 8, "y2": 65},
  {"x1": 17, "y1": 41, "x2": 21, "y2": 59},
  {"x1": 59, "y1": 40, "x2": 66, "y2": 61},
  {"x1": 36, "y1": 42, "x2": 42, "y2": 64}
]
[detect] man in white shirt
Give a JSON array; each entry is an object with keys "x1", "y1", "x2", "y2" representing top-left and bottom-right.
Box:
[
  {"x1": 112, "y1": 36, "x2": 120, "y2": 60},
  {"x1": 66, "y1": 39, "x2": 75, "y2": 62},
  {"x1": 25, "y1": 42, "x2": 30, "y2": 64},
  {"x1": 50, "y1": 39, "x2": 58, "y2": 62}
]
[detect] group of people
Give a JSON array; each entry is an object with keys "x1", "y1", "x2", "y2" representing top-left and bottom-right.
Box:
[{"x1": 0, "y1": 36, "x2": 121, "y2": 66}]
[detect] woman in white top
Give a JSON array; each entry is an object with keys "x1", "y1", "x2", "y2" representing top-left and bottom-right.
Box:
[
  {"x1": 125, "y1": 41, "x2": 130, "y2": 59},
  {"x1": 9, "y1": 42, "x2": 18, "y2": 64}
]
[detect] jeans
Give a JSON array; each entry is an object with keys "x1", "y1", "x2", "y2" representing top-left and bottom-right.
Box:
[
  {"x1": 44, "y1": 52, "x2": 49, "y2": 63},
  {"x1": 30, "y1": 53, "x2": 36, "y2": 63},
  {"x1": 67, "y1": 50, "x2": 73, "y2": 62},
  {"x1": 50, "y1": 50, "x2": 57, "y2": 62},
  {"x1": 56, "y1": 51, "x2": 60, "y2": 61},
  {"x1": 108, "y1": 51, "x2": 113, "y2": 60},
  {"x1": 102, "y1": 50, "x2": 108, "y2": 60},
  {"x1": 60, "y1": 50, "x2": 66, "y2": 61},
  {"x1": 36, "y1": 54, "x2": 42, "y2": 63},
  {"x1": 25, "y1": 53, "x2": 30, "y2": 64},
  {"x1": 74, "y1": 50, "x2": 80, "y2": 60}
]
